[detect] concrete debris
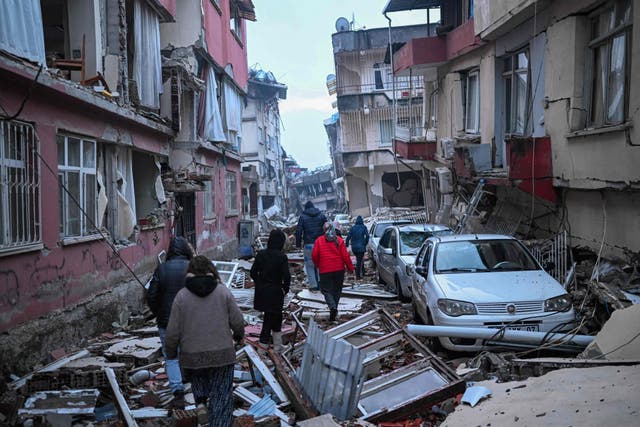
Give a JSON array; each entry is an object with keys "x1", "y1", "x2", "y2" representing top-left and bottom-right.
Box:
[
  {"x1": 580, "y1": 305, "x2": 640, "y2": 361},
  {"x1": 18, "y1": 389, "x2": 100, "y2": 416}
]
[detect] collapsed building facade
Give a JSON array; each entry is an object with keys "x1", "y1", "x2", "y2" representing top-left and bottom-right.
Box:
[
  {"x1": 329, "y1": 0, "x2": 640, "y2": 258},
  {"x1": 0, "y1": 0, "x2": 256, "y2": 373}
]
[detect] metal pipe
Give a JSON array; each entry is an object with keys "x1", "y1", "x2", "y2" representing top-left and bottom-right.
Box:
[
  {"x1": 406, "y1": 324, "x2": 594, "y2": 347},
  {"x1": 384, "y1": 11, "x2": 402, "y2": 191}
]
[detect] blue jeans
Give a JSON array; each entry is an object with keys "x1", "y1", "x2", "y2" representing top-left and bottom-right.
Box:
[
  {"x1": 158, "y1": 327, "x2": 184, "y2": 394},
  {"x1": 354, "y1": 252, "x2": 365, "y2": 279},
  {"x1": 303, "y1": 243, "x2": 319, "y2": 289}
]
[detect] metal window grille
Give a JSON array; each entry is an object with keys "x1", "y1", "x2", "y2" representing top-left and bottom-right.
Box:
[
  {"x1": 0, "y1": 119, "x2": 41, "y2": 251},
  {"x1": 57, "y1": 134, "x2": 97, "y2": 238}
]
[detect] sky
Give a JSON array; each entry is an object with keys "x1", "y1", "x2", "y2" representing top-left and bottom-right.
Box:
[{"x1": 246, "y1": 1, "x2": 429, "y2": 170}]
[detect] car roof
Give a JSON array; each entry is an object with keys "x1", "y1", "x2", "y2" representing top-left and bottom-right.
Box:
[
  {"x1": 431, "y1": 233, "x2": 516, "y2": 243},
  {"x1": 397, "y1": 224, "x2": 452, "y2": 232},
  {"x1": 374, "y1": 219, "x2": 412, "y2": 226}
]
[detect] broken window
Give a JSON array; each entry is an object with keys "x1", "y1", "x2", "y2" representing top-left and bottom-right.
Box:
[
  {"x1": 128, "y1": 0, "x2": 162, "y2": 108},
  {"x1": 198, "y1": 65, "x2": 226, "y2": 142},
  {"x1": 230, "y1": 0, "x2": 242, "y2": 39},
  {"x1": 0, "y1": 0, "x2": 45, "y2": 64},
  {"x1": 588, "y1": 0, "x2": 632, "y2": 127},
  {"x1": 0, "y1": 120, "x2": 41, "y2": 252},
  {"x1": 502, "y1": 50, "x2": 530, "y2": 135},
  {"x1": 463, "y1": 69, "x2": 480, "y2": 134},
  {"x1": 224, "y1": 82, "x2": 243, "y2": 149},
  {"x1": 225, "y1": 171, "x2": 238, "y2": 215},
  {"x1": 57, "y1": 134, "x2": 97, "y2": 238},
  {"x1": 373, "y1": 63, "x2": 391, "y2": 90},
  {"x1": 132, "y1": 151, "x2": 164, "y2": 225}
]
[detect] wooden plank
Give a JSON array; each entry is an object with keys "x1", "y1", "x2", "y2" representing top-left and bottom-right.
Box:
[
  {"x1": 105, "y1": 367, "x2": 139, "y2": 427},
  {"x1": 242, "y1": 345, "x2": 289, "y2": 404}
]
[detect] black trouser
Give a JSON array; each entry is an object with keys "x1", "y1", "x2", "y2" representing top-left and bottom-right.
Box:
[
  {"x1": 319, "y1": 270, "x2": 345, "y2": 311},
  {"x1": 354, "y1": 252, "x2": 365, "y2": 278},
  {"x1": 260, "y1": 311, "x2": 283, "y2": 344}
]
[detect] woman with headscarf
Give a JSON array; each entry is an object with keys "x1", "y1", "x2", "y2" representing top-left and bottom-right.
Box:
[
  {"x1": 346, "y1": 215, "x2": 369, "y2": 280},
  {"x1": 165, "y1": 255, "x2": 245, "y2": 427},
  {"x1": 250, "y1": 229, "x2": 291, "y2": 352},
  {"x1": 312, "y1": 222, "x2": 354, "y2": 321}
]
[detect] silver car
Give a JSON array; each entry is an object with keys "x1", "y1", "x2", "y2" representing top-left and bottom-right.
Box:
[
  {"x1": 334, "y1": 213, "x2": 351, "y2": 234},
  {"x1": 410, "y1": 234, "x2": 576, "y2": 352},
  {"x1": 376, "y1": 224, "x2": 453, "y2": 300},
  {"x1": 367, "y1": 219, "x2": 412, "y2": 268}
]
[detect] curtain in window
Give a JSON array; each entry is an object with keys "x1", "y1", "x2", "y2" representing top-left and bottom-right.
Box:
[
  {"x1": 133, "y1": 0, "x2": 162, "y2": 108},
  {"x1": 200, "y1": 67, "x2": 226, "y2": 142},
  {"x1": 154, "y1": 157, "x2": 166, "y2": 204},
  {"x1": 607, "y1": 34, "x2": 626, "y2": 123},
  {"x1": 115, "y1": 147, "x2": 136, "y2": 239},
  {"x1": 224, "y1": 83, "x2": 243, "y2": 138},
  {"x1": 0, "y1": 0, "x2": 45, "y2": 64}
]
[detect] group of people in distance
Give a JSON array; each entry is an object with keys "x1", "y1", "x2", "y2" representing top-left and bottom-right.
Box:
[{"x1": 145, "y1": 201, "x2": 369, "y2": 426}]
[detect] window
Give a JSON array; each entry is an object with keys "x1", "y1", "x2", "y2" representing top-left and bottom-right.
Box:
[
  {"x1": 373, "y1": 63, "x2": 390, "y2": 90},
  {"x1": 464, "y1": 70, "x2": 480, "y2": 134},
  {"x1": 588, "y1": 0, "x2": 632, "y2": 127},
  {"x1": 225, "y1": 171, "x2": 238, "y2": 215},
  {"x1": 379, "y1": 229, "x2": 392, "y2": 248},
  {"x1": 203, "y1": 179, "x2": 215, "y2": 219},
  {"x1": 57, "y1": 134, "x2": 97, "y2": 238},
  {"x1": 379, "y1": 119, "x2": 393, "y2": 147},
  {"x1": 0, "y1": 120, "x2": 41, "y2": 252},
  {"x1": 502, "y1": 50, "x2": 530, "y2": 135},
  {"x1": 230, "y1": 1, "x2": 242, "y2": 39}
]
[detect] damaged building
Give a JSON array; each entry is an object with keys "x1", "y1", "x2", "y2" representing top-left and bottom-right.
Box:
[
  {"x1": 0, "y1": 0, "x2": 256, "y2": 373},
  {"x1": 345, "y1": 0, "x2": 640, "y2": 258}
]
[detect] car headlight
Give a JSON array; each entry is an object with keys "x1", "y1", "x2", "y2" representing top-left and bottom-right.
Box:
[
  {"x1": 437, "y1": 299, "x2": 477, "y2": 317},
  {"x1": 545, "y1": 294, "x2": 572, "y2": 312}
]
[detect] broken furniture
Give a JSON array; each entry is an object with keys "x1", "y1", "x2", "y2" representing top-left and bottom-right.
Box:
[{"x1": 52, "y1": 34, "x2": 86, "y2": 84}]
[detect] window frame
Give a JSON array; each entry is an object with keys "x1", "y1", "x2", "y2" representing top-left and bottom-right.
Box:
[
  {"x1": 203, "y1": 175, "x2": 215, "y2": 220},
  {"x1": 463, "y1": 69, "x2": 480, "y2": 134},
  {"x1": 229, "y1": 1, "x2": 243, "y2": 42},
  {"x1": 586, "y1": 0, "x2": 632, "y2": 128},
  {"x1": 502, "y1": 49, "x2": 531, "y2": 136},
  {"x1": 0, "y1": 119, "x2": 42, "y2": 254},
  {"x1": 57, "y1": 134, "x2": 98, "y2": 239},
  {"x1": 225, "y1": 170, "x2": 239, "y2": 216}
]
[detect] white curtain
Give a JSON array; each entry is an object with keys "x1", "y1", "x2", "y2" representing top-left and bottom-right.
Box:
[
  {"x1": 0, "y1": 0, "x2": 45, "y2": 64},
  {"x1": 154, "y1": 157, "x2": 166, "y2": 204},
  {"x1": 224, "y1": 82, "x2": 243, "y2": 138},
  {"x1": 133, "y1": 0, "x2": 162, "y2": 108},
  {"x1": 204, "y1": 67, "x2": 226, "y2": 141},
  {"x1": 116, "y1": 147, "x2": 136, "y2": 239}
]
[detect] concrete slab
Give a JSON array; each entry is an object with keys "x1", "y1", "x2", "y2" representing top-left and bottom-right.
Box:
[
  {"x1": 443, "y1": 365, "x2": 640, "y2": 427},
  {"x1": 581, "y1": 305, "x2": 640, "y2": 361}
]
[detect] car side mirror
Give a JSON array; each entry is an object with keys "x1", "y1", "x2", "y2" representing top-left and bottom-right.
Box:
[
  {"x1": 415, "y1": 266, "x2": 427, "y2": 277},
  {"x1": 543, "y1": 261, "x2": 556, "y2": 272},
  {"x1": 382, "y1": 247, "x2": 393, "y2": 255}
]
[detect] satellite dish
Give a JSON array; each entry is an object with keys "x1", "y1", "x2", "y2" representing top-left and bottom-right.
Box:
[{"x1": 335, "y1": 17, "x2": 350, "y2": 32}]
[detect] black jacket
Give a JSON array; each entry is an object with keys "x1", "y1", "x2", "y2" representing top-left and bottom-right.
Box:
[
  {"x1": 250, "y1": 248, "x2": 291, "y2": 313},
  {"x1": 295, "y1": 207, "x2": 327, "y2": 246},
  {"x1": 147, "y1": 238, "x2": 192, "y2": 328}
]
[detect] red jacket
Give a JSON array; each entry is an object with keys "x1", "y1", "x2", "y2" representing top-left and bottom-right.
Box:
[{"x1": 312, "y1": 235, "x2": 354, "y2": 274}]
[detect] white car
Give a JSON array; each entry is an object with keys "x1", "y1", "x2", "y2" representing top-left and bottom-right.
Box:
[
  {"x1": 376, "y1": 224, "x2": 452, "y2": 300},
  {"x1": 411, "y1": 234, "x2": 575, "y2": 352},
  {"x1": 367, "y1": 219, "x2": 412, "y2": 268},
  {"x1": 334, "y1": 213, "x2": 351, "y2": 234}
]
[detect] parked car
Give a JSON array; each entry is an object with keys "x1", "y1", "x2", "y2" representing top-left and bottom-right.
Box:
[
  {"x1": 367, "y1": 219, "x2": 412, "y2": 268},
  {"x1": 334, "y1": 213, "x2": 351, "y2": 234},
  {"x1": 410, "y1": 234, "x2": 576, "y2": 352},
  {"x1": 376, "y1": 224, "x2": 453, "y2": 300}
]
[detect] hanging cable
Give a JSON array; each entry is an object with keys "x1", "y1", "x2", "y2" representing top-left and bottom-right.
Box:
[{"x1": 1, "y1": 64, "x2": 43, "y2": 121}]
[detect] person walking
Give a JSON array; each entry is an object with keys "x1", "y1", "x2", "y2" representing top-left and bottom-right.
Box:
[
  {"x1": 250, "y1": 229, "x2": 291, "y2": 352},
  {"x1": 312, "y1": 222, "x2": 354, "y2": 322},
  {"x1": 146, "y1": 236, "x2": 193, "y2": 407},
  {"x1": 295, "y1": 201, "x2": 327, "y2": 290},
  {"x1": 165, "y1": 255, "x2": 245, "y2": 427},
  {"x1": 346, "y1": 216, "x2": 369, "y2": 280}
]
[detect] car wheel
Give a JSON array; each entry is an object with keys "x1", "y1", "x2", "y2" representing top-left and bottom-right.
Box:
[{"x1": 395, "y1": 275, "x2": 410, "y2": 303}]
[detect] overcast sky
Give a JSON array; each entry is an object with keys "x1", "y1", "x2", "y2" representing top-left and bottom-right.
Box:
[{"x1": 246, "y1": 1, "x2": 428, "y2": 169}]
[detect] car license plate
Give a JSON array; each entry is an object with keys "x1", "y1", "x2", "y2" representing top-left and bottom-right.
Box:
[{"x1": 505, "y1": 325, "x2": 539, "y2": 332}]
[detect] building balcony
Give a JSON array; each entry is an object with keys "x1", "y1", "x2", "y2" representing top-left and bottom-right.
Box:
[
  {"x1": 394, "y1": 138, "x2": 437, "y2": 161},
  {"x1": 393, "y1": 19, "x2": 483, "y2": 74},
  {"x1": 453, "y1": 137, "x2": 556, "y2": 203}
]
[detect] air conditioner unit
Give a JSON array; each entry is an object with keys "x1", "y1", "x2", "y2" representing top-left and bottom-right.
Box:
[
  {"x1": 440, "y1": 138, "x2": 455, "y2": 159},
  {"x1": 436, "y1": 167, "x2": 453, "y2": 194}
]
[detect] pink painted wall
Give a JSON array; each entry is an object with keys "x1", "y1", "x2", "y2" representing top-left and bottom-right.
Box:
[
  {"x1": 0, "y1": 67, "x2": 173, "y2": 332},
  {"x1": 202, "y1": 0, "x2": 249, "y2": 89},
  {"x1": 157, "y1": 0, "x2": 177, "y2": 18},
  {"x1": 195, "y1": 154, "x2": 241, "y2": 255}
]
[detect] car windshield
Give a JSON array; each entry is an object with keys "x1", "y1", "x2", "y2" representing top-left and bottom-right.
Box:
[
  {"x1": 335, "y1": 214, "x2": 349, "y2": 221},
  {"x1": 374, "y1": 222, "x2": 410, "y2": 238},
  {"x1": 399, "y1": 231, "x2": 430, "y2": 255},
  {"x1": 434, "y1": 239, "x2": 540, "y2": 273}
]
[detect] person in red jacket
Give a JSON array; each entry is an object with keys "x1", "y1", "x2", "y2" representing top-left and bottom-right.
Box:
[{"x1": 312, "y1": 222, "x2": 354, "y2": 321}]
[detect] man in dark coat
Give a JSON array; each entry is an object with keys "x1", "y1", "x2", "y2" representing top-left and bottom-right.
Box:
[
  {"x1": 251, "y1": 229, "x2": 291, "y2": 352},
  {"x1": 146, "y1": 236, "x2": 193, "y2": 404},
  {"x1": 295, "y1": 201, "x2": 327, "y2": 290},
  {"x1": 346, "y1": 215, "x2": 369, "y2": 279}
]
